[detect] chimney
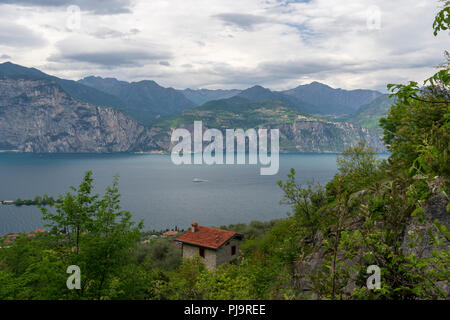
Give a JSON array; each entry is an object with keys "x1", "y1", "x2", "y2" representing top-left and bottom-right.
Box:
[{"x1": 191, "y1": 222, "x2": 199, "y2": 233}]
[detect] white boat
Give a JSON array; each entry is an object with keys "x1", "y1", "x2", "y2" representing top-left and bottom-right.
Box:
[{"x1": 192, "y1": 178, "x2": 208, "y2": 183}]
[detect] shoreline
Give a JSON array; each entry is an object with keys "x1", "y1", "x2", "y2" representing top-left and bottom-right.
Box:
[{"x1": 0, "y1": 150, "x2": 391, "y2": 156}]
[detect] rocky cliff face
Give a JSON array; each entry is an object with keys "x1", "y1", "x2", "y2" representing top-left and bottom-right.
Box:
[
  {"x1": 0, "y1": 78, "x2": 164, "y2": 153},
  {"x1": 161, "y1": 118, "x2": 387, "y2": 153},
  {"x1": 274, "y1": 120, "x2": 386, "y2": 153}
]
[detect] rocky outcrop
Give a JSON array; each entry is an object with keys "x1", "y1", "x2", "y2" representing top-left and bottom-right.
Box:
[
  {"x1": 0, "y1": 78, "x2": 164, "y2": 153},
  {"x1": 402, "y1": 177, "x2": 449, "y2": 257},
  {"x1": 401, "y1": 177, "x2": 450, "y2": 298},
  {"x1": 294, "y1": 177, "x2": 449, "y2": 299}
]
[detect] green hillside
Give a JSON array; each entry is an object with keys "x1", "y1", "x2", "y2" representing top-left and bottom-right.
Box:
[
  {"x1": 346, "y1": 94, "x2": 393, "y2": 131},
  {"x1": 154, "y1": 95, "x2": 387, "y2": 153},
  {"x1": 157, "y1": 96, "x2": 305, "y2": 130}
]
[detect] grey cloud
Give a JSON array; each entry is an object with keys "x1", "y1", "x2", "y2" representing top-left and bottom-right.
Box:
[
  {"x1": 0, "y1": 22, "x2": 46, "y2": 47},
  {"x1": 184, "y1": 56, "x2": 392, "y2": 89},
  {"x1": 260, "y1": 59, "x2": 350, "y2": 76},
  {"x1": 41, "y1": 24, "x2": 62, "y2": 32},
  {"x1": 261, "y1": 55, "x2": 444, "y2": 82},
  {"x1": 228, "y1": 59, "x2": 354, "y2": 83},
  {"x1": 49, "y1": 50, "x2": 172, "y2": 68},
  {"x1": 90, "y1": 28, "x2": 141, "y2": 39},
  {"x1": 0, "y1": 54, "x2": 11, "y2": 59},
  {"x1": 0, "y1": 0, "x2": 133, "y2": 15},
  {"x1": 214, "y1": 13, "x2": 269, "y2": 30},
  {"x1": 159, "y1": 61, "x2": 170, "y2": 66},
  {"x1": 90, "y1": 28, "x2": 124, "y2": 39}
]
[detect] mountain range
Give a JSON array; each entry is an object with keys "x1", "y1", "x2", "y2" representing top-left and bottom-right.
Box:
[
  {"x1": 281, "y1": 81, "x2": 383, "y2": 114},
  {"x1": 345, "y1": 94, "x2": 393, "y2": 133},
  {"x1": 0, "y1": 62, "x2": 392, "y2": 153},
  {"x1": 0, "y1": 77, "x2": 163, "y2": 152},
  {"x1": 0, "y1": 62, "x2": 126, "y2": 111},
  {"x1": 78, "y1": 76, "x2": 196, "y2": 124},
  {"x1": 156, "y1": 95, "x2": 386, "y2": 153},
  {"x1": 182, "y1": 88, "x2": 241, "y2": 105}
]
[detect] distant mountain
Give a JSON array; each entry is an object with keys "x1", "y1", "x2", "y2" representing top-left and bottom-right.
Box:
[
  {"x1": 0, "y1": 77, "x2": 164, "y2": 152},
  {"x1": 237, "y1": 85, "x2": 284, "y2": 101},
  {"x1": 161, "y1": 96, "x2": 303, "y2": 130},
  {"x1": 182, "y1": 88, "x2": 241, "y2": 105},
  {"x1": 158, "y1": 94, "x2": 386, "y2": 153},
  {"x1": 0, "y1": 61, "x2": 47, "y2": 79},
  {"x1": 79, "y1": 76, "x2": 195, "y2": 124},
  {"x1": 0, "y1": 62, "x2": 126, "y2": 111},
  {"x1": 1, "y1": 62, "x2": 384, "y2": 121},
  {"x1": 236, "y1": 85, "x2": 318, "y2": 114},
  {"x1": 0, "y1": 61, "x2": 389, "y2": 153},
  {"x1": 282, "y1": 81, "x2": 382, "y2": 115},
  {"x1": 346, "y1": 94, "x2": 393, "y2": 132}
]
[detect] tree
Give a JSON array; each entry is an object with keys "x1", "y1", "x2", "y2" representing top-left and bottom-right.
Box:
[
  {"x1": 382, "y1": 2, "x2": 450, "y2": 179},
  {"x1": 40, "y1": 171, "x2": 98, "y2": 254},
  {"x1": 433, "y1": 0, "x2": 450, "y2": 36},
  {"x1": 37, "y1": 172, "x2": 143, "y2": 299},
  {"x1": 80, "y1": 175, "x2": 143, "y2": 299}
]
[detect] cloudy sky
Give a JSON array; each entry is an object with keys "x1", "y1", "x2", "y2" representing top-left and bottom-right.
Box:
[{"x1": 0, "y1": 0, "x2": 448, "y2": 92}]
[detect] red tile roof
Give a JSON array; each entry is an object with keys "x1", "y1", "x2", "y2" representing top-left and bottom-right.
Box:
[
  {"x1": 162, "y1": 231, "x2": 179, "y2": 237},
  {"x1": 6, "y1": 233, "x2": 20, "y2": 238},
  {"x1": 176, "y1": 224, "x2": 242, "y2": 249}
]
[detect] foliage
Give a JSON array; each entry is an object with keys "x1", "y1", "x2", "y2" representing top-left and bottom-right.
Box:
[
  {"x1": 0, "y1": 172, "x2": 144, "y2": 299},
  {"x1": 433, "y1": 1, "x2": 450, "y2": 36},
  {"x1": 135, "y1": 238, "x2": 181, "y2": 270}
]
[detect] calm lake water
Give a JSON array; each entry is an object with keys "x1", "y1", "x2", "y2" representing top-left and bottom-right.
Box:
[{"x1": 0, "y1": 153, "x2": 387, "y2": 234}]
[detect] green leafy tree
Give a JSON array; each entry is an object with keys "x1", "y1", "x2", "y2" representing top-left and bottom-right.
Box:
[
  {"x1": 40, "y1": 171, "x2": 99, "y2": 254},
  {"x1": 433, "y1": 0, "x2": 450, "y2": 36}
]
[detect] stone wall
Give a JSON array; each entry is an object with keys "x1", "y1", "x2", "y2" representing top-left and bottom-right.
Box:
[
  {"x1": 216, "y1": 238, "x2": 241, "y2": 267},
  {"x1": 181, "y1": 238, "x2": 241, "y2": 270},
  {"x1": 182, "y1": 243, "x2": 217, "y2": 270}
]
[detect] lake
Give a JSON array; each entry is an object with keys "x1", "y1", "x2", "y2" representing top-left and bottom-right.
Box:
[{"x1": 0, "y1": 152, "x2": 376, "y2": 234}]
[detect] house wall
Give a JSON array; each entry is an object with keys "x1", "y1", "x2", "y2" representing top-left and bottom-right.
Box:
[
  {"x1": 216, "y1": 238, "x2": 240, "y2": 267},
  {"x1": 181, "y1": 238, "x2": 241, "y2": 270},
  {"x1": 182, "y1": 243, "x2": 217, "y2": 270}
]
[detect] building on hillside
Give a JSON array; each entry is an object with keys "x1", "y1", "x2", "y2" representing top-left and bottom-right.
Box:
[
  {"x1": 5, "y1": 233, "x2": 20, "y2": 241},
  {"x1": 162, "y1": 230, "x2": 179, "y2": 238},
  {"x1": 175, "y1": 222, "x2": 243, "y2": 270}
]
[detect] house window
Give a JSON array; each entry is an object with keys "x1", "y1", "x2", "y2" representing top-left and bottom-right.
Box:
[
  {"x1": 199, "y1": 247, "x2": 205, "y2": 258},
  {"x1": 231, "y1": 245, "x2": 236, "y2": 256}
]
